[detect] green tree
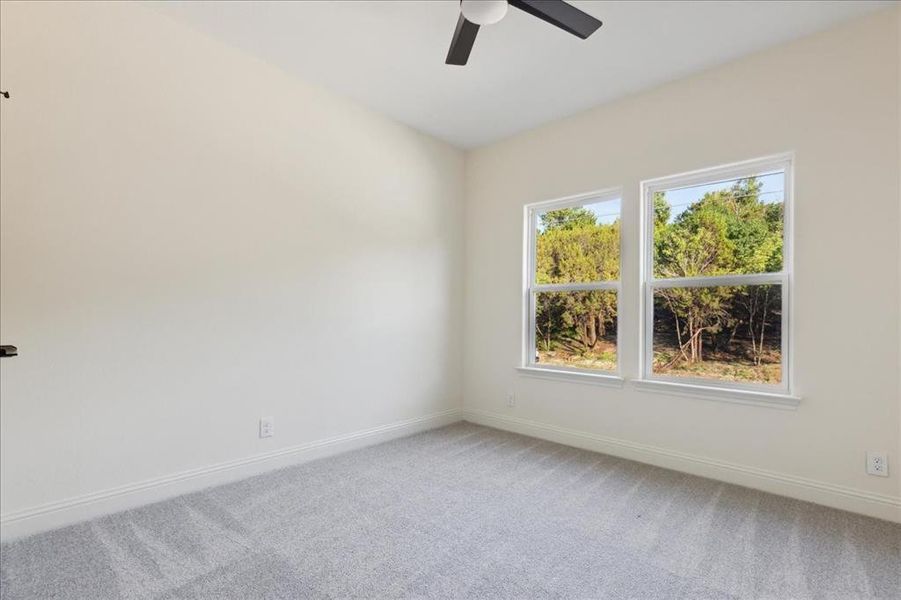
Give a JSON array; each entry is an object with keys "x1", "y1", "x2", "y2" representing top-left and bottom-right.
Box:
[
  {"x1": 653, "y1": 177, "x2": 783, "y2": 368},
  {"x1": 539, "y1": 207, "x2": 597, "y2": 231},
  {"x1": 653, "y1": 191, "x2": 670, "y2": 229},
  {"x1": 535, "y1": 208, "x2": 619, "y2": 357}
]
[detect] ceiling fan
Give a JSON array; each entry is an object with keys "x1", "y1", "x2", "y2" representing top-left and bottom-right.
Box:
[{"x1": 446, "y1": 0, "x2": 602, "y2": 66}]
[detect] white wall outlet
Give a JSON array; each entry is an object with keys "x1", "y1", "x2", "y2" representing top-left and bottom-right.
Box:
[
  {"x1": 506, "y1": 392, "x2": 516, "y2": 407},
  {"x1": 866, "y1": 451, "x2": 888, "y2": 477},
  {"x1": 259, "y1": 416, "x2": 274, "y2": 439}
]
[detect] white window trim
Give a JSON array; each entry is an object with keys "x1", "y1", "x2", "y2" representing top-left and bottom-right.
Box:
[
  {"x1": 515, "y1": 366, "x2": 625, "y2": 388},
  {"x1": 637, "y1": 153, "x2": 796, "y2": 401},
  {"x1": 631, "y1": 378, "x2": 799, "y2": 409},
  {"x1": 522, "y1": 187, "x2": 623, "y2": 381}
]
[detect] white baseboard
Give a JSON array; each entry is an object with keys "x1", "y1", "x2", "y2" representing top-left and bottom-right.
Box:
[
  {"x1": 0, "y1": 408, "x2": 463, "y2": 542},
  {"x1": 463, "y1": 408, "x2": 901, "y2": 523}
]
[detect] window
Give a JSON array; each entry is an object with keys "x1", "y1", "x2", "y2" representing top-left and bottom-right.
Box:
[
  {"x1": 641, "y1": 155, "x2": 791, "y2": 392},
  {"x1": 524, "y1": 189, "x2": 621, "y2": 376}
]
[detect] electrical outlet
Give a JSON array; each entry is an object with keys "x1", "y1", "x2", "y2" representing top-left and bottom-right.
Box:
[
  {"x1": 506, "y1": 392, "x2": 516, "y2": 407},
  {"x1": 866, "y1": 452, "x2": 888, "y2": 477},
  {"x1": 259, "y1": 416, "x2": 274, "y2": 439}
]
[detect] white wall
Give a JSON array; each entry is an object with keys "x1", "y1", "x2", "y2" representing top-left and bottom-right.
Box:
[
  {"x1": 0, "y1": 1, "x2": 463, "y2": 537},
  {"x1": 463, "y1": 9, "x2": 901, "y2": 521}
]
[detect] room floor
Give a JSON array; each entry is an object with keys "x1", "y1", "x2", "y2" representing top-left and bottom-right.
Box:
[{"x1": 1, "y1": 423, "x2": 899, "y2": 599}]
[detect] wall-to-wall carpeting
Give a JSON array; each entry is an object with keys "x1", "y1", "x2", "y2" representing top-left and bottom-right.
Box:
[{"x1": 1, "y1": 423, "x2": 899, "y2": 599}]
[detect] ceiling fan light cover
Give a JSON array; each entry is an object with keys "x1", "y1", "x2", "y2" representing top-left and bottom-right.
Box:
[{"x1": 460, "y1": 0, "x2": 508, "y2": 26}]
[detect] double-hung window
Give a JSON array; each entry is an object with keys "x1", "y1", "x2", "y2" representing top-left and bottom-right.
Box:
[
  {"x1": 640, "y1": 155, "x2": 792, "y2": 394},
  {"x1": 524, "y1": 189, "x2": 622, "y2": 377}
]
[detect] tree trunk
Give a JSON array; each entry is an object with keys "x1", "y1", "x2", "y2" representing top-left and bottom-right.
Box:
[
  {"x1": 688, "y1": 316, "x2": 697, "y2": 362},
  {"x1": 756, "y1": 287, "x2": 771, "y2": 366},
  {"x1": 596, "y1": 315, "x2": 606, "y2": 340},
  {"x1": 544, "y1": 315, "x2": 551, "y2": 351},
  {"x1": 666, "y1": 296, "x2": 690, "y2": 364},
  {"x1": 586, "y1": 314, "x2": 598, "y2": 348}
]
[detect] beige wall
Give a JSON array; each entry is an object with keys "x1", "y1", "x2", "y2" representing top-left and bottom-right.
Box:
[
  {"x1": 463, "y1": 9, "x2": 901, "y2": 520},
  {"x1": 0, "y1": 0, "x2": 463, "y2": 535}
]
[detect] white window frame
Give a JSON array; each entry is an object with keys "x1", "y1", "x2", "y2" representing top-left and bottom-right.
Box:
[
  {"x1": 638, "y1": 154, "x2": 795, "y2": 400},
  {"x1": 520, "y1": 188, "x2": 624, "y2": 385}
]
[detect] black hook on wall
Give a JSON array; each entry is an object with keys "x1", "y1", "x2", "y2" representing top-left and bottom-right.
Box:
[{"x1": 1, "y1": 91, "x2": 9, "y2": 98}]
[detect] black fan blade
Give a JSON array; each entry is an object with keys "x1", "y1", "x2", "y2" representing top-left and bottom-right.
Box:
[
  {"x1": 509, "y1": 0, "x2": 602, "y2": 39},
  {"x1": 446, "y1": 14, "x2": 480, "y2": 65}
]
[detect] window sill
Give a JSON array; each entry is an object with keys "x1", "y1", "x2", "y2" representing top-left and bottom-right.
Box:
[
  {"x1": 516, "y1": 367, "x2": 625, "y2": 388},
  {"x1": 631, "y1": 379, "x2": 800, "y2": 410}
]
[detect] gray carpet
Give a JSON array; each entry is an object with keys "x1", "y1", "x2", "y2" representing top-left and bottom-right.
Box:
[{"x1": 1, "y1": 423, "x2": 899, "y2": 599}]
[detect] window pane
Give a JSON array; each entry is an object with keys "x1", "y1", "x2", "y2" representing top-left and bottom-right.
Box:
[
  {"x1": 535, "y1": 199, "x2": 620, "y2": 284},
  {"x1": 535, "y1": 290, "x2": 617, "y2": 371},
  {"x1": 652, "y1": 171, "x2": 783, "y2": 279},
  {"x1": 652, "y1": 285, "x2": 782, "y2": 384}
]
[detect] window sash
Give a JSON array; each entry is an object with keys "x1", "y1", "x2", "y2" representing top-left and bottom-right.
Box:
[
  {"x1": 527, "y1": 189, "x2": 622, "y2": 289},
  {"x1": 642, "y1": 279, "x2": 788, "y2": 393},
  {"x1": 527, "y1": 286, "x2": 621, "y2": 375}
]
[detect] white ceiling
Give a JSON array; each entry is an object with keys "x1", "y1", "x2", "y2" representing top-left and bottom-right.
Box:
[{"x1": 151, "y1": 1, "x2": 895, "y2": 149}]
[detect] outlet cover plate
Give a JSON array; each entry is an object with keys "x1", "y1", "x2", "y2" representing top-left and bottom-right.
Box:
[
  {"x1": 866, "y1": 451, "x2": 888, "y2": 477},
  {"x1": 260, "y1": 416, "x2": 274, "y2": 439}
]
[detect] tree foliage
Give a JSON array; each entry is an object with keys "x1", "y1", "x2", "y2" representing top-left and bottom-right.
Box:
[
  {"x1": 535, "y1": 208, "x2": 618, "y2": 356},
  {"x1": 653, "y1": 177, "x2": 783, "y2": 369}
]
